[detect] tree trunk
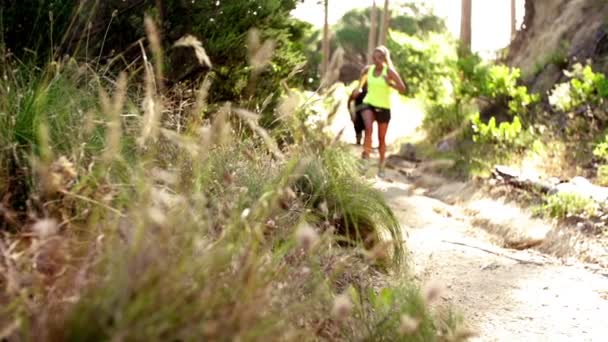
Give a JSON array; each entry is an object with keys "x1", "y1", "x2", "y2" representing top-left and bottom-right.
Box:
[
  {"x1": 378, "y1": 0, "x2": 390, "y2": 46},
  {"x1": 367, "y1": 0, "x2": 378, "y2": 64},
  {"x1": 460, "y1": 0, "x2": 472, "y2": 51},
  {"x1": 511, "y1": 0, "x2": 517, "y2": 39},
  {"x1": 322, "y1": 0, "x2": 330, "y2": 77}
]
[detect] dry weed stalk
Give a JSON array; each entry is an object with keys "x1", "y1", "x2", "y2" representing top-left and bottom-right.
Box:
[
  {"x1": 191, "y1": 73, "x2": 214, "y2": 123},
  {"x1": 234, "y1": 108, "x2": 284, "y2": 160},
  {"x1": 99, "y1": 72, "x2": 127, "y2": 163},
  {"x1": 247, "y1": 29, "x2": 275, "y2": 73},
  {"x1": 138, "y1": 54, "x2": 162, "y2": 147},
  {"x1": 144, "y1": 16, "x2": 163, "y2": 91}
]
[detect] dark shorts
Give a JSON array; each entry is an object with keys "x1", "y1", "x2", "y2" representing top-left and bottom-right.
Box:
[{"x1": 361, "y1": 104, "x2": 391, "y2": 123}]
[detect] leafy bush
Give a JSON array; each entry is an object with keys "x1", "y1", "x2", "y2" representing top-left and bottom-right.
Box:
[
  {"x1": 593, "y1": 131, "x2": 608, "y2": 162},
  {"x1": 550, "y1": 63, "x2": 608, "y2": 163},
  {"x1": 596, "y1": 165, "x2": 608, "y2": 186},
  {"x1": 481, "y1": 65, "x2": 539, "y2": 117},
  {"x1": 346, "y1": 285, "x2": 438, "y2": 341},
  {"x1": 388, "y1": 31, "x2": 457, "y2": 100},
  {"x1": 549, "y1": 63, "x2": 608, "y2": 112},
  {"x1": 422, "y1": 101, "x2": 474, "y2": 142},
  {"x1": 335, "y1": 3, "x2": 447, "y2": 62},
  {"x1": 470, "y1": 113, "x2": 531, "y2": 149},
  {"x1": 296, "y1": 147, "x2": 405, "y2": 267},
  {"x1": 537, "y1": 192, "x2": 598, "y2": 219},
  {"x1": 1, "y1": 1, "x2": 312, "y2": 113}
]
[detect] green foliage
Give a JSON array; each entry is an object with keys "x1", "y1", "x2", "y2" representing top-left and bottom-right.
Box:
[
  {"x1": 422, "y1": 101, "x2": 473, "y2": 142},
  {"x1": 388, "y1": 31, "x2": 457, "y2": 99},
  {"x1": 537, "y1": 192, "x2": 598, "y2": 219},
  {"x1": 471, "y1": 113, "x2": 531, "y2": 149},
  {"x1": 1, "y1": 0, "x2": 312, "y2": 114},
  {"x1": 481, "y1": 66, "x2": 539, "y2": 116},
  {"x1": 421, "y1": 55, "x2": 539, "y2": 143},
  {"x1": 452, "y1": 53, "x2": 488, "y2": 99},
  {"x1": 549, "y1": 63, "x2": 608, "y2": 112},
  {"x1": 334, "y1": 3, "x2": 446, "y2": 60},
  {"x1": 596, "y1": 165, "x2": 608, "y2": 186},
  {"x1": 549, "y1": 63, "x2": 608, "y2": 163},
  {"x1": 459, "y1": 64, "x2": 540, "y2": 119},
  {"x1": 348, "y1": 284, "x2": 438, "y2": 341},
  {"x1": 593, "y1": 131, "x2": 608, "y2": 162},
  {"x1": 296, "y1": 146, "x2": 405, "y2": 267},
  {"x1": 0, "y1": 59, "x2": 108, "y2": 156},
  {"x1": 283, "y1": 18, "x2": 322, "y2": 89},
  {"x1": 481, "y1": 65, "x2": 521, "y2": 98},
  {"x1": 0, "y1": 0, "x2": 77, "y2": 62}
]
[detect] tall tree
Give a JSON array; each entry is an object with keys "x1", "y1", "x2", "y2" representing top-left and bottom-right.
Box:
[
  {"x1": 511, "y1": 0, "x2": 517, "y2": 39},
  {"x1": 367, "y1": 0, "x2": 378, "y2": 63},
  {"x1": 321, "y1": 0, "x2": 330, "y2": 77},
  {"x1": 460, "y1": 0, "x2": 472, "y2": 50},
  {"x1": 378, "y1": 0, "x2": 390, "y2": 46}
]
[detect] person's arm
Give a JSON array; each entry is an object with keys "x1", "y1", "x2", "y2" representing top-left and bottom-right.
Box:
[
  {"x1": 351, "y1": 66, "x2": 370, "y2": 99},
  {"x1": 386, "y1": 68, "x2": 407, "y2": 95}
]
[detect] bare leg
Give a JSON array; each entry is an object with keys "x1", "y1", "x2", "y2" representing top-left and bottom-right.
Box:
[
  {"x1": 377, "y1": 122, "x2": 389, "y2": 168},
  {"x1": 362, "y1": 109, "x2": 374, "y2": 158}
]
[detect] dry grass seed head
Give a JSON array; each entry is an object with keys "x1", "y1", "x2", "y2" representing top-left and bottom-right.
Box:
[
  {"x1": 277, "y1": 90, "x2": 300, "y2": 121},
  {"x1": 211, "y1": 103, "x2": 232, "y2": 147},
  {"x1": 247, "y1": 29, "x2": 275, "y2": 72},
  {"x1": 399, "y1": 314, "x2": 421, "y2": 335},
  {"x1": 331, "y1": 293, "x2": 353, "y2": 319},
  {"x1": 31, "y1": 218, "x2": 59, "y2": 239},
  {"x1": 295, "y1": 222, "x2": 319, "y2": 251},
  {"x1": 423, "y1": 280, "x2": 445, "y2": 304},
  {"x1": 139, "y1": 61, "x2": 162, "y2": 147},
  {"x1": 173, "y1": 35, "x2": 212, "y2": 68},
  {"x1": 144, "y1": 15, "x2": 163, "y2": 90},
  {"x1": 234, "y1": 109, "x2": 284, "y2": 160},
  {"x1": 191, "y1": 73, "x2": 214, "y2": 121}
]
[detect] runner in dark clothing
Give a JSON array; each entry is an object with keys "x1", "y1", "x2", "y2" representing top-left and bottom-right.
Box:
[{"x1": 348, "y1": 84, "x2": 368, "y2": 145}]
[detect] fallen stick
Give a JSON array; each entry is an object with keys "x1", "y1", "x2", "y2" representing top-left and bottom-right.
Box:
[
  {"x1": 493, "y1": 165, "x2": 554, "y2": 193},
  {"x1": 441, "y1": 240, "x2": 547, "y2": 266}
]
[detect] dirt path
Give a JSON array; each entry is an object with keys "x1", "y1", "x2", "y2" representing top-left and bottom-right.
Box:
[
  {"x1": 330, "y1": 94, "x2": 607, "y2": 340},
  {"x1": 372, "y1": 163, "x2": 608, "y2": 341}
]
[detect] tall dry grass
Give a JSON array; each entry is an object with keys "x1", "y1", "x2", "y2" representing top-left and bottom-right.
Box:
[{"x1": 0, "y1": 16, "x2": 469, "y2": 341}]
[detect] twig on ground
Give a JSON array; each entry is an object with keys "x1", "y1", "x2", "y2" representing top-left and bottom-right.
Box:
[{"x1": 441, "y1": 240, "x2": 547, "y2": 266}]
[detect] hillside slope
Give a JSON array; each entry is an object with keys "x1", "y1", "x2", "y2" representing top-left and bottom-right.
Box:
[{"x1": 507, "y1": 0, "x2": 608, "y2": 94}]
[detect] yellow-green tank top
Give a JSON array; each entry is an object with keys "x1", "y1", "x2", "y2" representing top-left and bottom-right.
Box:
[{"x1": 363, "y1": 65, "x2": 391, "y2": 109}]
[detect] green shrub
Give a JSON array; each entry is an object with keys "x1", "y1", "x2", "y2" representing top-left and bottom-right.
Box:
[
  {"x1": 470, "y1": 113, "x2": 531, "y2": 149},
  {"x1": 596, "y1": 165, "x2": 608, "y2": 186},
  {"x1": 474, "y1": 65, "x2": 539, "y2": 119},
  {"x1": 549, "y1": 63, "x2": 608, "y2": 112},
  {"x1": 537, "y1": 192, "x2": 597, "y2": 219},
  {"x1": 347, "y1": 284, "x2": 439, "y2": 341},
  {"x1": 422, "y1": 52, "x2": 539, "y2": 146},
  {"x1": 296, "y1": 146, "x2": 406, "y2": 267},
  {"x1": 593, "y1": 133, "x2": 608, "y2": 162},
  {"x1": 388, "y1": 31, "x2": 457, "y2": 100},
  {"x1": 422, "y1": 101, "x2": 473, "y2": 142}
]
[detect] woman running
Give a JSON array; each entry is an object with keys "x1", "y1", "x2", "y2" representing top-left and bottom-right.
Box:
[{"x1": 355, "y1": 46, "x2": 407, "y2": 177}]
